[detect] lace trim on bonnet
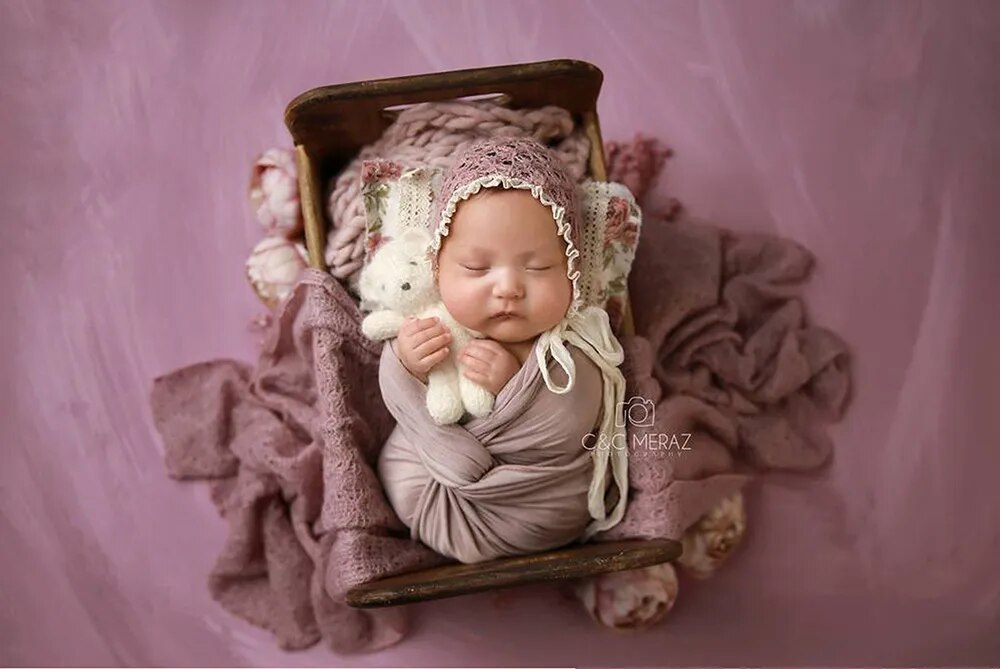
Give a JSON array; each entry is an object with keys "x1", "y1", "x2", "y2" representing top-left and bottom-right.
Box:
[{"x1": 427, "y1": 138, "x2": 628, "y2": 537}]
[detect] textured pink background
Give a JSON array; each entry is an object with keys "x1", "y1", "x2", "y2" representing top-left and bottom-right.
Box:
[{"x1": 2, "y1": 0, "x2": 999, "y2": 666}]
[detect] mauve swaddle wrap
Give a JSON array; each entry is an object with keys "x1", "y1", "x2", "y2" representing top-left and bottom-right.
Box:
[
  {"x1": 378, "y1": 338, "x2": 604, "y2": 563},
  {"x1": 372, "y1": 137, "x2": 631, "y2": 559}
]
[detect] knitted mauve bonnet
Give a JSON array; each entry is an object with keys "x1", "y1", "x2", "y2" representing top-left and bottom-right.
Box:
[{"x1": 428, "y1": 136, "x2": 585, "y2": 317}]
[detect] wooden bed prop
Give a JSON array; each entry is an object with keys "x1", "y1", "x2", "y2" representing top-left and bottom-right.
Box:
[{"x1": 284, "y1": 59, "x2": 679, "y2": 609}]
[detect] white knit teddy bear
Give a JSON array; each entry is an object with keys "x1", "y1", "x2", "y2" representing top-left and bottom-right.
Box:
[{"x1": 358, "y1": 228, "x2": 495, "y2": 425}]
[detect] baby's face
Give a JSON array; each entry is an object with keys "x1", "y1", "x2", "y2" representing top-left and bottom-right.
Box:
[{"x1": 437, "y1": 189, "x2": 573, "y2": 343}]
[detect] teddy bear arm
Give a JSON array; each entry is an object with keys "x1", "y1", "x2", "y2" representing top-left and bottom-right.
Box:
[
  {"x1": 425, "y1": 362, "x2": 465, "y2": 425},
  {"x1": 362, "y1": 309, "x2": 407, "y2": 340},
  {"x1": 459, "y1": 373, "x2": 495, "y2": 418}
]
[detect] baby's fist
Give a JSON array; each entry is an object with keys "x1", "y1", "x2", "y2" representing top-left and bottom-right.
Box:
[
  {"x1": 459, "y1": 339, "x2": 521, "y2": 396},
  {"x1": 396, "y1": 317, "x2": 451, "y2": 382}
]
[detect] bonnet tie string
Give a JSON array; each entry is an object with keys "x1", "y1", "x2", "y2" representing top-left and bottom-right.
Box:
[{"x1": 535, "y1": 305, "x2": 629, "y2": 536}]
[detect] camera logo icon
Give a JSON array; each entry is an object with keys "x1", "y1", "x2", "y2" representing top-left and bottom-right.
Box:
[{"x1": 616, "y1": 396, "x2": 655, "y2": 428}]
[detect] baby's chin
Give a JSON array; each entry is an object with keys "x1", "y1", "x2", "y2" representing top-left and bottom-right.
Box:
[{"x1": 474, "y1": 315, "x2": 552, "y2": 342}]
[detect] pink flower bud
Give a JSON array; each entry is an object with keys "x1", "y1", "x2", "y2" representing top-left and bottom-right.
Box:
[
  {"x1": 246, "y1": 237, "x2": 307, "y2": 307},
  {"x1": 249, "y1": 148, "x2": 302, "y2": 237},
  {"x1": 575, "y1": 562, "x2": 679, "y2": 631},
  {"x1": 678, "y1": 492, "x2": 747, "y2": 579}
]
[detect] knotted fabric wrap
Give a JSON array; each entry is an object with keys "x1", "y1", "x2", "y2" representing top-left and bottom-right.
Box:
[{"x1": 378, "y1": 334, "x2": 605, "y2": 563}]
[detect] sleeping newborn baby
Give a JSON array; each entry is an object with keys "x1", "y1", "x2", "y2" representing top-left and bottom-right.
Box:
[{"x1": 376, "y1": 137, "x2": 628, "y2": 563}]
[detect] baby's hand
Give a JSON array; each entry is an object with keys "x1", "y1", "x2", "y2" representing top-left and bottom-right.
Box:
[
  {"x1": 459, "y1": 339, "x2": 521, "y2": 396},
  {"x1": 396, "y1": 317, "x2": 452, "y2": 383}
]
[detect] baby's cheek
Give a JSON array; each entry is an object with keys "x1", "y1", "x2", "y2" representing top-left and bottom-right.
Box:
[
  {"x1": 537, "y1": 276, "x2": 573, "y2": 323},
  {"x1": 438, "y1": 276, "x2": 479, "y2": 322}
]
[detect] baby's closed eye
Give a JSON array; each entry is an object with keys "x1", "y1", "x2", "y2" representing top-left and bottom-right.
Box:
[
  {"x1": 459, "y1": 262, "x2": 556, "y2": 272},
  {"x1": 460, "y1": 263, "x2": 489, "y2": 272}
]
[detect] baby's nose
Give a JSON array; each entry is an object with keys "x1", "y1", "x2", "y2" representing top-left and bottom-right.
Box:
[
  {"x1": 493, "y1": 269, "x2": 524, "y2": 298},
  {"x1": 401, "y1": 282, "x2": 411, "y2": 291}
]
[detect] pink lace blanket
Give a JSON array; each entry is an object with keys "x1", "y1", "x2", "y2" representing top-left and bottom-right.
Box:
[{"x1": 150, "y1": 207, "x2": 850, "y2": 653}]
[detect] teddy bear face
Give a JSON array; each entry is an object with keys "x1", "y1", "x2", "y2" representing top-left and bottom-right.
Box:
[{"x1": 359, "y1": 229, "x2": 438, "y2": 313}]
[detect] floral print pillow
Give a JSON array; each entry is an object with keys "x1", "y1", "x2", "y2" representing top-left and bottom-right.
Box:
[
  {"x1": 579, "y1": 181, "x2": 642, "y2": 334},
  {"x1": 360, "y1": 159, "x2": 405, "y2": 260}
]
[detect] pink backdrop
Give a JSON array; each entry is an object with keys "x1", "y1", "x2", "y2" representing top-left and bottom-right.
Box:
[{"x1": 2, "y1": 0, "x2": 998, "y2": 665}]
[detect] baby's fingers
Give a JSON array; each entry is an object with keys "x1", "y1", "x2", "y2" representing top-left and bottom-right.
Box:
[
  {"x1": 461, "y1": 342, "x2": 496, "y2": 362},
  {"x1": 413, "y1": 329, "x2": 451, "y2": 357},
  {"x1": 477, "y1": 339, "x2": 508, "y2": 354},
  {"x1": 460, "y1": 355, "x2": 490, "y2": 375},
  {"x1": 462, "y1": 368, "x2": 489, "y2": 386},
  {"x1": 415, "y1": 345, "x2": 450, "y2": 372},
  {"x1": 401, "y1": 316, "x2": 440, "y2": 337}
]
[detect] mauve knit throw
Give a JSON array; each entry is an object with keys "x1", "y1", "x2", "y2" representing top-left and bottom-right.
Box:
[{"x1": 150, "y1": 141, "x2": 852, "y2": 654}]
